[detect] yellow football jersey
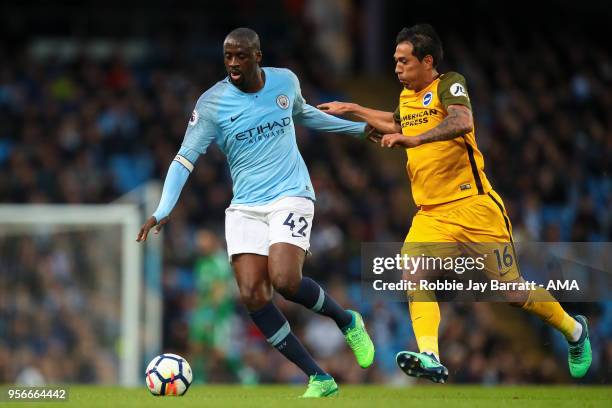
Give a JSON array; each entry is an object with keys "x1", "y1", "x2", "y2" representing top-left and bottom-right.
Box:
[{"x1": 393, "y1": 72, "x2": 491, "y2": 206}]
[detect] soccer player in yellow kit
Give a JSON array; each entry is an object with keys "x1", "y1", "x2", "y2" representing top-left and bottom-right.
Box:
[{"x1": 318, "y1": 24, "x2": 592, "y2": 383}]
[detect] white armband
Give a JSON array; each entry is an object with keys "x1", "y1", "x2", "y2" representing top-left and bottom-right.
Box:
[{"x1": 173, "y1": 155, "x2": 194, "y2": 173}]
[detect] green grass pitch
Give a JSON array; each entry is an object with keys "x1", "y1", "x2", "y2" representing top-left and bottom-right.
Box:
[{"x1": 16, "y1": 385, "x2": 612, "y2": 408}]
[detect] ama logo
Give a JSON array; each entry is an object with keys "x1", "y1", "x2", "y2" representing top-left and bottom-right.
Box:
[{"x1": 423, "y1": 92, "x2": 433, "y2": 107}]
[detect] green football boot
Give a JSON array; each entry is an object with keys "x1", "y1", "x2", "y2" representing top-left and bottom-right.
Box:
[
  {"x1": 299, "y1": 375, "x2": 339, "y2": 398},
  {"x1": 343, "y1": 310, "x2": 375, "y2": 368},
  {"x1": 568, "y1": 315, "x2": 592, "y2": 378},
  {"x1": 396, "y1": 351, "x2": 449, "y2": 383}
]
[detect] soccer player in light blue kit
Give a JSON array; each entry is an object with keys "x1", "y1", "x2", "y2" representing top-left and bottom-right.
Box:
[{"x1": 136, "y1": 28, "x2": 375, "y2": 397}]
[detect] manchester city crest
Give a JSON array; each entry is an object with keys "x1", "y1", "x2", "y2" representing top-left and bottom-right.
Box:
[{"x1": 276, "y1": 94, "x2": 289, "y2": 109}]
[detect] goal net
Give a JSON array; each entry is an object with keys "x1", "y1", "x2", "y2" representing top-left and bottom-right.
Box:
[{"x1": 0, "y1": 204, "x2": 142, "y2": 386}]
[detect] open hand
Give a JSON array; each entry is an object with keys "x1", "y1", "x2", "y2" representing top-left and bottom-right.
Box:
[{"x1": 136, "y1": 216, "x2": 169, "y2": 242}]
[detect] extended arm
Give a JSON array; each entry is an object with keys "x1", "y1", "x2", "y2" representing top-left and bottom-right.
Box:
[
  {"x1": 317, "y1": 101, "x2": 401, "y2": 134},
  {"x1": 136, "y1": 147, "x2": 199, "y2": 242},
  {"x1": 152, "y1": 147, "x2": 199, "y2": 221},
  {"x1": 137, "y1": 101, "x2": 216, "y2": 242},
  {"x1": 288, "y1": 70, "x2": 374, "y2": 139},
  {"x1": 295, "y1": 103, "x2": 367, "y2": 137},
  {"x1": 381, "y1": 105, "x2": 473, "y2": 148}
]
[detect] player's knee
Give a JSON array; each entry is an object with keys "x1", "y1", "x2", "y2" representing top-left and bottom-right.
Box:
[
  {"x1": 503, "y1": 289, "x2": 528, "y2": 307},
  {"x1": 238, "y1": 283, "x2": 272, "y2": 311},
  {"x1": 272, "y1": 274, "x2": 300, "y2": 299}
]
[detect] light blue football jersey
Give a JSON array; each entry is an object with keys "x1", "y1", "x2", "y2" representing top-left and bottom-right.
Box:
[{"x1": 180, "y1": 67, "x2": 365, "y2": 205}]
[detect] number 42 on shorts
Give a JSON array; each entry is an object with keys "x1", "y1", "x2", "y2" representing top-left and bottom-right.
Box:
[{"x1": 283, "y1": 212, "x2": 309, "y2": 237}]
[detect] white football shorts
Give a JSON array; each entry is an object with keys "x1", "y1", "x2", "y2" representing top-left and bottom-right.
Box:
[{"x1": 225, "y1": 196, "x2": 314, "y2": 260}]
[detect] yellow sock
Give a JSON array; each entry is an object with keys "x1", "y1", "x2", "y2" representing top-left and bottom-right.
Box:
[
  {"x1": 408, "y1": 290, "x2": 440, "y2": 356},
  {"x1": 521, "y1": 287, "x2": 579, "y2": 340}
]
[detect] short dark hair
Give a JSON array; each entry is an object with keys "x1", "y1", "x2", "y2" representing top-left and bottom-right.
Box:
[
  {"x1": 396, "y1": 24, "x2": 443, "y2": 67},
  {"x1": 224, "y1": 27, "x2": 261, "y2": 51}
]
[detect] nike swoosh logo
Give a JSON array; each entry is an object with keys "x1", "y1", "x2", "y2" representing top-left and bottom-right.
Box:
[{"x1": 230, "y1": 113, "x2": 243, "y2": 122}]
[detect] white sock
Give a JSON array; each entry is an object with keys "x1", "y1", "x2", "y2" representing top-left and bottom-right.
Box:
[{"x1": 568, "y1": 319, "x2": 583, "y2": 342}]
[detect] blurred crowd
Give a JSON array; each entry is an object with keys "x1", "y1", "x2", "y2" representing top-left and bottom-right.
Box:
[
  {"x1": 0, "y1": 232, "x2": 121, "y2": 384},
  {"x1": 0, "y1": 2, "x2": 610, "y2": 386}
]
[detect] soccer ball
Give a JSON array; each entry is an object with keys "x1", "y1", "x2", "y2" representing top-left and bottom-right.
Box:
[{"x1": 145, "y1": 353, "x2": 193, "y2": 396}]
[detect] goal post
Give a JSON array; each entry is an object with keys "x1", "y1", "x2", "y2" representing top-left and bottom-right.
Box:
[
  {"x1": 0, "y1": 204, "x2": 142, "y2": 386},
  {"x1": 113, "y1": 181, "x2": 163, "y2": 366}
]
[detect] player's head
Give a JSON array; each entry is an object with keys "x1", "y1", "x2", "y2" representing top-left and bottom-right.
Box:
[
  {"x1": 223, "y1": 27, "x2": 262, "y2": 88},
  {"x1": 394, "y1": 24, "x2": 443, "y2": 90}
]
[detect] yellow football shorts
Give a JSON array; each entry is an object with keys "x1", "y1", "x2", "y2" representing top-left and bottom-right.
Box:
[{"x1": 403, "y1": 190, "x2": 520, "y2": 282}]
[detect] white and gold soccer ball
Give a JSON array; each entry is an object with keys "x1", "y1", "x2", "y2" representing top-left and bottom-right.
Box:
[{"x1": 145, "y1": 353, "x2": 193, "y2": 396}]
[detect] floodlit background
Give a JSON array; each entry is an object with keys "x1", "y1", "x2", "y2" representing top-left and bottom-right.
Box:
[{"x1": 0, "y1": 0, "x2": 610, "y2": 386}]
